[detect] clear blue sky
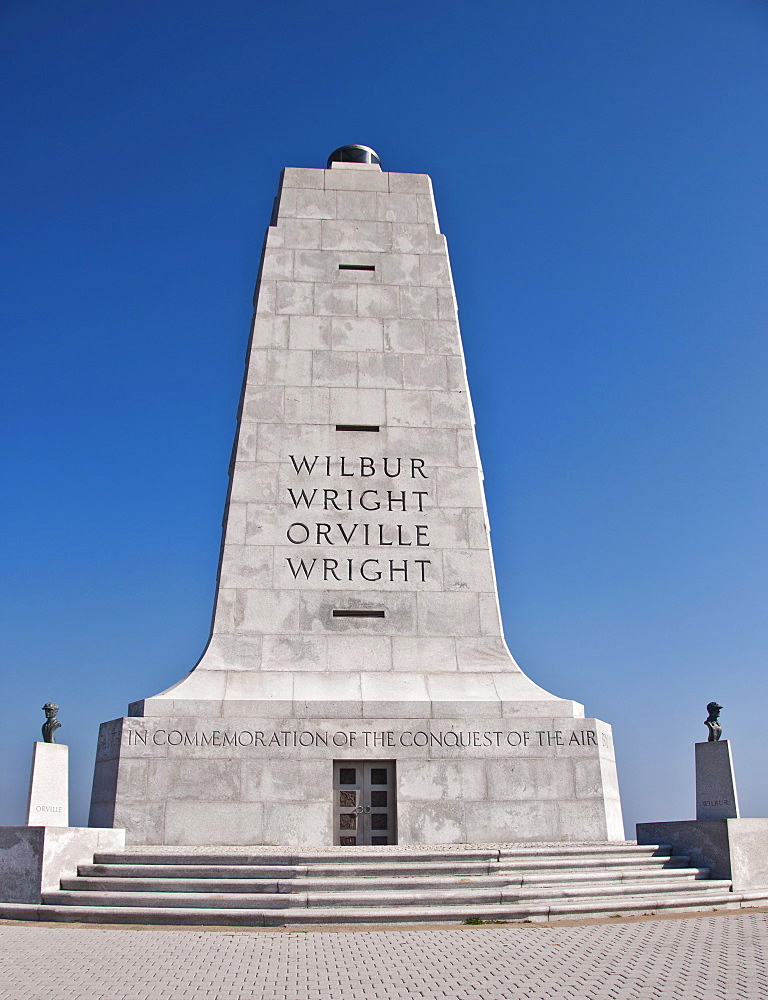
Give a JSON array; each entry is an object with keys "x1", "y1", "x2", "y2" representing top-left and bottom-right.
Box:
[{"x1": 2, "y1": 0, "x2": 767, "y2": 836}]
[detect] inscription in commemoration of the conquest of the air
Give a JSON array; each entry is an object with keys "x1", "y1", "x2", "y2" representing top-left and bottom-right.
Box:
[
  {"x1": 109, "y1": 726, "x2": 611, "y2": 754},
  {"x1": 283, "y1": 454, "x2": 432, "y2": 585}
]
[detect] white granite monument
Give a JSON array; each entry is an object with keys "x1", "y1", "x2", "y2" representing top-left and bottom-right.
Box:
[{"x1": 89, "y1": 145, "x2": 624, "y2": 846}]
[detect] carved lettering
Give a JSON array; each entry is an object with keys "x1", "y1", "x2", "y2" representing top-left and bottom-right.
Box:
[
  {"x1": 286, "y1": 522, "x2": 430, "y2": 547},
  {"x1": 127, "y1": 726, "x2": 603, "y2": 755},
  {"x1": 289, "y1": 455, "x2": 320, "y2": 475},
  {"x1": 282, "y1": 455, "x2": 438, "y2": 590},
  {"x1": 287, "y1": 487, "x2": 429, "y2": 512},
  {"x1": 287, "y1": 522, "x2": 311, "y2": 544},
  {"x1": 288, "y1": 488, "x2": 317, "y2": 509},
  {"x1": 286, "y1": 557, "x2": 316, "y2": 579},
  {"x1": 289, "y1": 456, "x2": 429, "y2": 479},
  {"x1": 285, "y1": 556, "x2": 432, "y2": 583}
]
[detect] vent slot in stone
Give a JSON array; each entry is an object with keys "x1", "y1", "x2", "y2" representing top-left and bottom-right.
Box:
[
  {"x1": 332, "y1": 610, "x2": 386, "y2": 618},
  {"x1": 335, "y1": 424, "x2": 380, "y2": 432},
  {"x1": 338, "y1": 264, "x2": 376, "y2": 271}
]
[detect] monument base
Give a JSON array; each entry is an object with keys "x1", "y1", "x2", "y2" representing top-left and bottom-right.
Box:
[
  {"x1": 0, "y1": 826, "x2": 125, "y2": 903},
  {"x1": 637, "y1": 819, "x2": 768, "y2": 891},
  {"x1": 90, "y1": 713, "x2": 623, "y2": 846}
]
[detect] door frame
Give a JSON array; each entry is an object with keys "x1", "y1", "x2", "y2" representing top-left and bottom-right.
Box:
[{"x1": 332, "y1": 760, "x2": 397, "y2": 846}]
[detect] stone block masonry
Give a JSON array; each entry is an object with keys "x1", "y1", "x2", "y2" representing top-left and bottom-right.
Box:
[
  {"x1": 90, "y1": 151, "x2": 624, "y2": 846},
  {"x1": 91, "y1": 716, "x2": 621, "y2": 846}
]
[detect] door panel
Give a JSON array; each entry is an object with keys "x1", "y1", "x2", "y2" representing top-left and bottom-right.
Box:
[{"x1": 333, "y1": 761, "x2": 396, "y2": 845}]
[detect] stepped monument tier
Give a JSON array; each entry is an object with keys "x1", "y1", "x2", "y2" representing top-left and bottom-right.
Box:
[{"x1": 90, "y1": 146, "x2": 624, "y2": 847}]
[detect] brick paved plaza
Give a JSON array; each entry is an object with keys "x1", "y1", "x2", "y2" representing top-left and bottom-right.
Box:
[{"x1": 1, "y1": 910, "x2": 767, "y2": 1000}]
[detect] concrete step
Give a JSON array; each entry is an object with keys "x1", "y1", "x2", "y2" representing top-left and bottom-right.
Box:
[
  {"x1": 79, "y1": 861, "x2": 501, "y2": 879},
  {"x1": 15, "y1": 888, "x2": 749, "y2": 927},
  {"x1": 91, "y1": 844, "x2": 672, "y2": 867},
  {"x1": 60, "y1": 867, "x2": 713, "y2": 895},
  {"x1": 508, "y1": 879, "x2": 732, "y2": 901},
  {"x1": 44, "y1": 878, "x2": 733, "y2": 910},
  {"x1": 92, "y1": 848, "x2": 502, "y2": 866},
  {"x1": 499, "y1": 844, "x2": 673, "y2": 858},
  {"x1": 24, "y1": 842, "x2": 742, "y2": 927},
  {"x1": 501, "y1": 856, "x2": 691, "y2": 872},
  {"x1": 78, "y1": 855, "x2": 690, "y2": 881},
  {"x1": 46, "y1": 888, "x2": 514, "y2": 909},
  {"x1": 506, "y1": 866, "x2": 711, "y2": 886}
]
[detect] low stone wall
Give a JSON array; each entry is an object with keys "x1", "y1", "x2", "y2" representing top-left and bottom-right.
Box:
[
  {"x1": 0, "y1": 827, "x2": 125, "y2": 903},
  {"x1": 637, "y1": 818, "x2": 768, "y2": 891}
]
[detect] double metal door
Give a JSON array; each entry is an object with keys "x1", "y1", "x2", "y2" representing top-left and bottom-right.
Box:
[{"x1": 333, "y1": 760, "x2": 396, "y2": 845}]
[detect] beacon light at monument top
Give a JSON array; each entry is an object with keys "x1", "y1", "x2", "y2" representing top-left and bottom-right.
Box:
[{"x1": 89, "y1": 145, "x2": 624, "y2": 847}]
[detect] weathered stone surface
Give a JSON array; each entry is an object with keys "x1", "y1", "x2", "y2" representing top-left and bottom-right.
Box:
[
  {"x1": 90, "y1": 713, "x2": 621, "y2": 845},
  {"x1": 90, "y1": 157, "x2": 623, "y2": 845},
  {"x1": 0, "y1": 827, "x2": 125, "y2": 903}
]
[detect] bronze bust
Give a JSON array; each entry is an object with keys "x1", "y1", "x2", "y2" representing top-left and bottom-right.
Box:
[
  {"x1": 42, "y1": 703, "x2": 61, "y2": 744},
  {"x1": 705, "y1": 701, "x2": 723, "y2": 742}
]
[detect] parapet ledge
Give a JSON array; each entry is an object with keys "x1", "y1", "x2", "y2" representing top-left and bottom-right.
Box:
[{"x1": 127, "y1": 668, "x2": 584, "y2": 720}]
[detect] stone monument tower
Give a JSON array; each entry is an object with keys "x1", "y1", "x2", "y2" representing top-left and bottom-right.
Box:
[{"x1": 90, "y1": 145, "x2": 624, "y2": 846}]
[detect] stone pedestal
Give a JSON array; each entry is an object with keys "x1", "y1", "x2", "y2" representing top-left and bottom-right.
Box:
[
  {"x1": 637, "y1": 819, "x2": 768, "y2": 891},
  {"x1": 91, "y1": 714, "x2": 623, "y2": 846},
  {"x1": 695, "y1": 740, "x2": 739, "y2": 819},
  {"x1": 26, "y1": 743, "x2": 68, "y2": 827},
  {"x1": 0, "y1": 827, "x2": 125, "y2": 903}
]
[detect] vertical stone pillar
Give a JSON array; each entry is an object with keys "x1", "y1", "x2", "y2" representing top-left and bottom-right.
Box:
[
  {"x1": 26, "y1": 743, "x2": 68, "y2": 827},
  {"x1": 695, "y1": 740, "x2": 740, "y2": 820}
]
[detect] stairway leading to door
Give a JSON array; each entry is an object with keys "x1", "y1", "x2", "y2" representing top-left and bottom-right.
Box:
[{"x1": 3, "y1": 842, "x2": 766, "y2": 925}]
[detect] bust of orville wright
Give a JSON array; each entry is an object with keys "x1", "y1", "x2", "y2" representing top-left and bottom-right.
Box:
[{"x1": 42, "y1": 702, "x2": 61, "y2": 744}]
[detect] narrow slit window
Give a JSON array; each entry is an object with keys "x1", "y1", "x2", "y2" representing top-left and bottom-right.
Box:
[
  {"x1": 338, "y1": 264, "x2": 376, "y2": 271},
  {"x1": 335, "y1": 424, "x2": 380, "y2": 432},
  {"x1": 333, "y1": 610, "x2": 386, "y2": 618}
]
